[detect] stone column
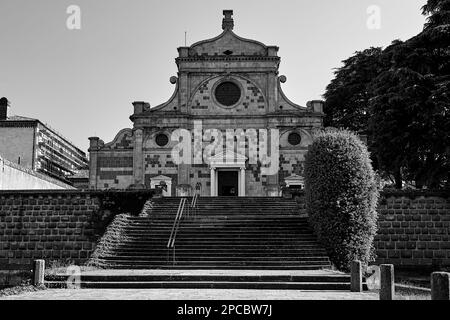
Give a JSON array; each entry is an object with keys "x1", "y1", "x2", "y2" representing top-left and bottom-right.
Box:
[
  {"x1": 351, "y1": 260, "x2": 363, "y2": 292},
  {"x1": 33, "y1": 260, "x2": 45, "y2": 286},
  {"x1": 179, "y1": 73, "x2": 189, "y2": 113},
  {"x1": 88, "y1": 137, "x2": 100, "y2": 189},
  {"x1": 380, "y1": 264, "x2": 395, "y2": 300},
  {"x1": 239, "y1": 167, "x2": 246, "y2": 197},
  {"x1": 133, "y1": 128, "x2": 144, "y2": 187},
  {"x1": 210, "y1": 167, "x2": 216, "y2": 196},
  {"x1": 431, "y1": 272, "x2": 450, "y2": 300},
  {"x1": 267, "y1": 72, "x2": 277, "y2": 113}
]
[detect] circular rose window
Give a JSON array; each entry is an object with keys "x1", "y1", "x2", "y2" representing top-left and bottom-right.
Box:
[
  {"x1": 155, "y1": 133, "x2": 169, "y2": 147},
  {"x1": 214, "y1": 81, "x2": 241, "y2": 107},
  {"x1": 288, "y1": 132, "x2": 302, "y2": 146}
]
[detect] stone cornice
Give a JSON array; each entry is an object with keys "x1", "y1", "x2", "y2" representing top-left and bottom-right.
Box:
[
  {"x1": 176, "y1": 56, "x2": 280, "y2": 64},
  {"x1": 132, "y1": 112, "x2": 323, "y2": 122}
]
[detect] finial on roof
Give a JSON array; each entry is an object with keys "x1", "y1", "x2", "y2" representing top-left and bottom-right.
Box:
[{"x1": 222, "y1": 10, "x2": 234, "y2": 31}]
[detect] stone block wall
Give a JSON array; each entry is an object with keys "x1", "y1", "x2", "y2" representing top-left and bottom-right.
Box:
[
  {"x1": 375, "y1": 190, "x2": 450, "y2": 268},
  {"x1": 0, "y1": 190, "x2": 153, "y2": 287},
  {"x1": 190, "y1": 76, "x2": 267, "y2": 115},
  {"x1": 288, "y1": 189, "x2": 450, "y2": 268},
  {"x1": 96, "y1": 153, "x2": 134, "y2": 189}
]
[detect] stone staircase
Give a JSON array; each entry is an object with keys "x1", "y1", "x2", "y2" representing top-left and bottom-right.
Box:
[
  {"x1": 44, "y1": 197, "x2": 369, "y2": 290},
  {"x1": 45, "y1": 269, "x2": 354, "y2": 290},
  {"x1": 89, "y1": 197, "x2": 333, "y2": 270}
]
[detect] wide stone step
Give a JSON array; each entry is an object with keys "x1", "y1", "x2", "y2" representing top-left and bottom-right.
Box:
[
  {"x1": 129, "y1": 223, "x2": 309, "y2": 228},
  {"x1": 132, "y1": 235, "x2": 317, "y2": 239},
  {"x1": 113, "y1": 247, "x2": 327, "y2": 253},
  {"x1": 98, "y1": 258, "x2": 331, "y2": 265},
  {"x1": 148, "y1": 208, "x2": 301, "y2": 211},
  {"x1": 45, "y1": 281, "x2": 348, "y2": 290},
  {"x1": 111, "y1": 240, "x2": 323, "y2": 246},
  {"x1": 129, "y1": 230, "x2": 315, "y2": 234},
  {"x1": 123, "y1": 231, "x2": 315, "y2": 236},
  {"x1": 90, "y1": 264, "x2": 331, "y2": 270},
  {"x1": 136, "y1": 217, "x2": 305, "y2": 221},
  {"x1": 112, "y1": 252, "x2": 328, "y2": 258},
  {"x1": 95, "y1": 263, "x2": 332, "y2": 270},
  {"x1": 101, "y1": 256, "x2": 331, "y2": 263},
  {"x1": 123, "y1": 225, "x2": 311, "y2": 230},
  {"x1": 46, "y1": 273, "x2": 349, "y2": 283},
  {"x1": 120, "y1": 238, "x2": 320, "y2": 244},
  {"x1": 114, "y1": 243, "x2": 324, "y2": 249}
]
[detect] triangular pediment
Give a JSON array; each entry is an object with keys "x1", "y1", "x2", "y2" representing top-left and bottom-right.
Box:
[
  {"x1": 284, "y1": 174, "x2": 304, "y2": 182},
  {"x1": 209, "y1": 150, "x2": 247, "y2": 164},
  {"x1": 190, "y1": 30, "x2": 268, "y2": 57},
  {"x1": 150, "y1": 175, "x2": 172, "y2": 182}
]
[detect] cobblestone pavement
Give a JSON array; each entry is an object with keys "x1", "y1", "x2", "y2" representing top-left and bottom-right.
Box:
[{"x1": 1, "y1": 289, "x2": 378, "y2": 300}]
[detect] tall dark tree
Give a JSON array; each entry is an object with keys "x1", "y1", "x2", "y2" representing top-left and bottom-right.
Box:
[
  {"x1": 368, "y1": 43, "x2": 438, "y2": 188},
  {"x1": 323, "y1": 0, "x2": 450, "y2": 189},
  {"x1": 368, "y1": 0, "x2": 450, "y2": 188},
  {"x1": 422, "y1": 0, "x2": 450, "y2": 29},
  {"x1": 323, "y1": 48, "x2": 383, "y2": 132}
]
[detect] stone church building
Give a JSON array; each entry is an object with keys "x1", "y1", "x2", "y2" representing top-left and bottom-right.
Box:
[{"x1": 88, "y1": 10, "x2": 324, "y2": 197}]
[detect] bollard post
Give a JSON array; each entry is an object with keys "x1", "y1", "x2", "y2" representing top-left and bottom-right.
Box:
[
  {"x1": 351, "y1": 260, "x2": 362, "y2": 292},
  {"x1": 33, "y1": 259, "x2": 45, "y2": 286},
  {"x1": 431, "y1": 272, "x2": 450, "y2": 300},
  {"x1": 380, "y1": 264, "x2": 395, "y2": 300}
]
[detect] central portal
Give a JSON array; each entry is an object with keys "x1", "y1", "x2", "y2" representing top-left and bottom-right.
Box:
[{"x1": 217, "y1": 171, "x2": 239, "y2": 197}]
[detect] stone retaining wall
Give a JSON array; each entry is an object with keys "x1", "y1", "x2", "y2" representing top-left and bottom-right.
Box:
[
  {"x1": 0, "y1": 190, "x2": 154, "y2": 287},
  {"x1": 290, "y1": 190, "x2": 450, "y2": 269},
  {"x1": 375, "y1": 190, "x2": 450, "y2": 268},
  {"x1": 1, "y1": 189, "x2": 449, "y2": 288}
]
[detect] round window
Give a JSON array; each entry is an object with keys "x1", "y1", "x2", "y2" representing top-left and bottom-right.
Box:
[
  {"x1": 155, "y1": 133, "x2": 169, "y2": 147},
  {"x1": 288, "y1": 132, "x2": 302, "y2": 146},
  {"x1": 214, "y1": 81, "x2": 241, "y2": 107}
]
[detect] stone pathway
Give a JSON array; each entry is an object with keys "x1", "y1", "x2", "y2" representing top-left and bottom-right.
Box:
[{"x1": 1, "y1": 288, "x2": 378, "y2": 300}]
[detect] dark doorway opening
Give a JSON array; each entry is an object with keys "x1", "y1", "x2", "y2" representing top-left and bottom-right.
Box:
[{"x1": 217, "y1": 171, "x2": 238, "y2": 197}]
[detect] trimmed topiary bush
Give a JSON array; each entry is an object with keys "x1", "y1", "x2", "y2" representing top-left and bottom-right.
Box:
[{"x1": 304, "y1": 129, "x2": 379, "y2": 272}]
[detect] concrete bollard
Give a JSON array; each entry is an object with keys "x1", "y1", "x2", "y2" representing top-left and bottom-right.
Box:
[
  {"x1": 380, "y1": 264, "x2": 395, "y2": 300},
  {"x1": 431, "y1": 272, "x2": 450, "y2": 300},
  {"x1": 351, "y1": 260, "x2": 362, "y2": 292},
  {"x1": 33, "y1": 259, "x2": 45, "y2": 286}
]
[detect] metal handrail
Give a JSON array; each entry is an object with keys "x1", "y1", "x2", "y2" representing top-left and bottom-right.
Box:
[
  {"x1": 167, "y1": 198, "x2": 187, "y2": 249},
  {"x1": 166, "y1": 195, "x2": 200, "y2": 265},
  {"x1": 191, "y1": 194, "x2": 198, "y2": 208},
  {"x1": 190, "y1": 193, "x2": 199, "y2": 216}
]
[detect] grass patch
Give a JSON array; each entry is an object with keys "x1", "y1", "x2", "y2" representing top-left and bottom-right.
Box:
[
  {"x1": 0, "y1": 279, "x2": 46, "y2": 298},
  {"x1": 396, "y1": 271, "x2": 431, "y2": 289},
  {"x1": 87, "y1": 214, "x2": 131, "y2": 268},
  {"x1": 395, "y1": 293, "x2": 430, "y2": 300}
]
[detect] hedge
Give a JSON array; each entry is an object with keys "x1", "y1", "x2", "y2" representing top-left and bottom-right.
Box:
[{"x1": 304, "y1": 129, "x2": 379, "y2": 272}]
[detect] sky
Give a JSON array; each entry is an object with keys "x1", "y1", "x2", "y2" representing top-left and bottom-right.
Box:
[{"x1": 0, "y1": 0, "x2": 427, "y2": 153}]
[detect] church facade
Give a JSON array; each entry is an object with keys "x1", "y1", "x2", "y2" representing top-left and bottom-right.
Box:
[{"x1": 88, "y1": 10, "x2": 324, "y2": 197}]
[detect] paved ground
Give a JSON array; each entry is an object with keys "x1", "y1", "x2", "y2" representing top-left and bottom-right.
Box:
[{"x1": 0, "y1": 288, "x2": 378, "y2": 300}]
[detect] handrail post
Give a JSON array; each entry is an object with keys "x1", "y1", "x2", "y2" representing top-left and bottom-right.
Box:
[{"x1": 172, "y1": 245, "x2": 176, "y2": 266}]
